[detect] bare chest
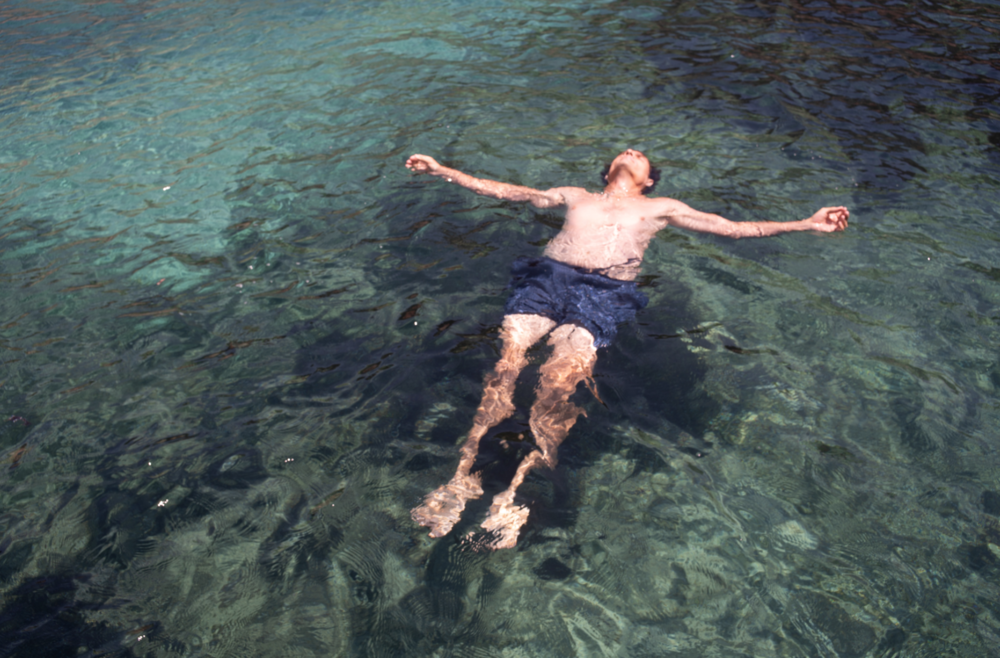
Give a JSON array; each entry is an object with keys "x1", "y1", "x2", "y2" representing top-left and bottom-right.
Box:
[{"x1": 563, "y1": 197, "x2": 661, "y2": 238}]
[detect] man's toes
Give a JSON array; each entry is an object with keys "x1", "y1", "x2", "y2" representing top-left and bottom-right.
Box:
[
  {"x1": 427, "y1": 523, "x2": 453, "y2": 538},
  {"x1": 411, "y1": 480, "x2": 480, "y2": 537},
  {"x1": 481, "y1": 502, "x2": 531, "y2": 549},
  {"x1": 411, "y1": 505, "x2": 456, "y2": 537}
]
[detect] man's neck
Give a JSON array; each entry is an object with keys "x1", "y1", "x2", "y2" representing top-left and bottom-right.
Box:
[{"x1": 601, "y1": 183, "x2": 644, "y2": 198}]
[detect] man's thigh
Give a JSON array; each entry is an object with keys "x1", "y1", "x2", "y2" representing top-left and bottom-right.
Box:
[
  {"x1": 548, "y1": 323, "x2": 597, "y2": 356},
  {"x1": 501, "y1": 313, "x2": 557, "y2": 348}
]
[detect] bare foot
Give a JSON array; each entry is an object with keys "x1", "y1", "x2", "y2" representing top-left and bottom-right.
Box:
[
  {"x1": 411, "y1": 472, "x2": 483, "y2": 538},
  {"x1": 480, "y1": 492, "x2": 531, "y2": 549}
]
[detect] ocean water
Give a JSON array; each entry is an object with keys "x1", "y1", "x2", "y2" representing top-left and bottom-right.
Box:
[{"x1": 1, "y1": 0, "x2": 999, "y2": 655}]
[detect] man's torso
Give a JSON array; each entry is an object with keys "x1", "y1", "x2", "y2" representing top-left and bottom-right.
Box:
[{"x1": 542, "y1": 190, "x2": 669, "y2": 281}]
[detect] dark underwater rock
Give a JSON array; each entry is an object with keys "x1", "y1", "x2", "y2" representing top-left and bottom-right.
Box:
[
  {"x1": 981, "y1": 490, "x2": 1000, "y2": 516},
  {"x1": 534, "y1": 557, "x2": 572, "y2": 581}
]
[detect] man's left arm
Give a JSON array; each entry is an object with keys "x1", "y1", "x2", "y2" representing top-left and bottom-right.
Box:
[{"x1": 656, "y1": 199, "x2": 849, "y2": 238}]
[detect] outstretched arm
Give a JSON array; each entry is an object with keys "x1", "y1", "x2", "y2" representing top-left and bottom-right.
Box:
[
  {"x1": 405, "y1": 154, "x2": 577, "y2": 209},
  {"x1": 658, "y1": 199, "x2": 849, "y2": 238}
]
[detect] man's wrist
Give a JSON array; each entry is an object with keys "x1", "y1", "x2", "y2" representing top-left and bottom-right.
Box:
[{"x1": 434, "y1": 166, "x2": 459, "y2": 180}]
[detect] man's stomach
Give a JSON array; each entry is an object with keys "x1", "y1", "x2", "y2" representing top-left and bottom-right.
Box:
[{"x1": 542, "y1": 242, "x2": 643, "y2": 281}]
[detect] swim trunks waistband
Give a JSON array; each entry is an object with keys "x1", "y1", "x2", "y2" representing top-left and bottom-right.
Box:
[{"x1": 503, "y1": 256, "x2": 648, "y2": 348}]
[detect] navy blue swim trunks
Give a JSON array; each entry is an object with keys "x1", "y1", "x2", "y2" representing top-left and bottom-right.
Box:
[{"x1": 503, "y1": 256, "x2": 648, "y2": 348}]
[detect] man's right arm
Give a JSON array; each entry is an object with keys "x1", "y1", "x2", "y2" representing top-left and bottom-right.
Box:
[{"x1": 405, "y1": 154, "x2": 577, "y2": 209}]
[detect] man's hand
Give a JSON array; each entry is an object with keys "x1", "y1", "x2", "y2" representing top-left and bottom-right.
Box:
[
  {"x1": 405, "y1": 154, "x2": 442, "y2": 175},
  {"x1": 806, "y1": 206, "x2": 849, "y2": 232}
]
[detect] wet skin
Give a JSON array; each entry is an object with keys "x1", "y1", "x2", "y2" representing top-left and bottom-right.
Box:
[{"x1": 405, "y1": 149, "x2": 848, "y2": 548}]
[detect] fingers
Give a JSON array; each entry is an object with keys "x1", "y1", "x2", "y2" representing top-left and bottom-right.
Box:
[
  {"x1": 405, "y1": 153, "x2": 437, "y2": 174},
  {"x1": 404, "y1": 154, "x2": 425, "y2": 171},
  {"x1": 814, "y1": 206, "x2": 849, "y2": 232},
  {"x1": 830, "y1": 207, "x2": 849, "y2": 230}
]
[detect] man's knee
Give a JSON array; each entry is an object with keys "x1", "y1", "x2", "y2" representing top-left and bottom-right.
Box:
[
  {"x1": 539, "y1": 324, "x2": 597, "y2": 384},
  {"x1": 522, "y1": 449, "x2": 553, "y2": 471}
]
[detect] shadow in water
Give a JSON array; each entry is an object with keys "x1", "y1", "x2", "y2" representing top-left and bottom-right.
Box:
[{"x1": 0, "y1": 573, "x2": 142, "y2": 658}]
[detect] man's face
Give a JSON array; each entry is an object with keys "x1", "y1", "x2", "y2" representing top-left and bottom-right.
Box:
[{"x1": 609, "y1": 149, "x2": 652, "y2": 186}]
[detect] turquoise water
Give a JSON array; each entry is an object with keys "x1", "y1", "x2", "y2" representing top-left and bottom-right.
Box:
[{"x1": 1, "y1": 0, "x2": 999, "y2": 655}]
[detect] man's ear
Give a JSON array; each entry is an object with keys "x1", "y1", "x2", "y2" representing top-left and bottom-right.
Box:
[{"x1": 644, "y1": 178, "x2": 654, "y2": 188}]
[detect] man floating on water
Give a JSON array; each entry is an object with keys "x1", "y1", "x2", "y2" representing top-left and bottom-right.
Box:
[{"x1": 405, "y1": 149, "x2": 849, "y2": 549}]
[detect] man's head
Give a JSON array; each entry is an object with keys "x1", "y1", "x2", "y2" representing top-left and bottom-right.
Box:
[{"x1": 601, "y1": 149, "x2": 660, "y2": 195}]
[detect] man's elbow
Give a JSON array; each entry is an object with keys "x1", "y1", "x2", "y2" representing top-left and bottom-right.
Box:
[
  {"x1": 714, "y1": 222, "x2": 746, "y2": 239},
  {"x1": 681, "y1": 213, "x2": 744, "y2": 238}
]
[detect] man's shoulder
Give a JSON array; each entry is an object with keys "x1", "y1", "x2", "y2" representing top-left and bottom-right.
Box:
[
  {"x1": 548, "y1": 186, "x2": 590, "y2": 197},
  {"x1": 540, "y1": 186, "x2": 592, "y2": 207},
  {"x1": 640, "y1": 195, "x2": 685, "y2": 212},
  {"x1": 642, "y1": 193, "x2": 679, "y2": 203}
]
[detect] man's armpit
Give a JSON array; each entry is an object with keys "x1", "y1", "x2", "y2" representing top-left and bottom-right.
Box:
[
  {"x1": 550, "y1": 186, "x2": 588, "y2": 207},
  {"x1": 531, "y1": 188, "x2": 563, "y2": 208},
  {"x1": 653, "y1": 198, "x2": 691, "y2": 225}
]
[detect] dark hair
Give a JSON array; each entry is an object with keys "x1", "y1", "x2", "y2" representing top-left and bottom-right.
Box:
[{"x1": 600, "y1": 161, "x2": 661, "y2": 195}]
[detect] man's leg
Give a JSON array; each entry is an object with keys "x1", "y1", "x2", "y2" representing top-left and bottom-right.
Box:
[
  {"x1": 480, "y1": 323, "x2": 598, "y2": 548},
  {"x1": 411, "y1": 313, "x2": 556, "y2": 538}
]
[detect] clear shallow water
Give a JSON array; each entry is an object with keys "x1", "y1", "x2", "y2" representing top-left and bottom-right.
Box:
[{"x1": 1, "y1": 0, "x2": 999, "y2": 655}]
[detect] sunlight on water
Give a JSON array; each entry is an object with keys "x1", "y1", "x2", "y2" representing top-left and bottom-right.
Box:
[{"x1": 1, "y1": 0, "x2": 999, "y2": 655}]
